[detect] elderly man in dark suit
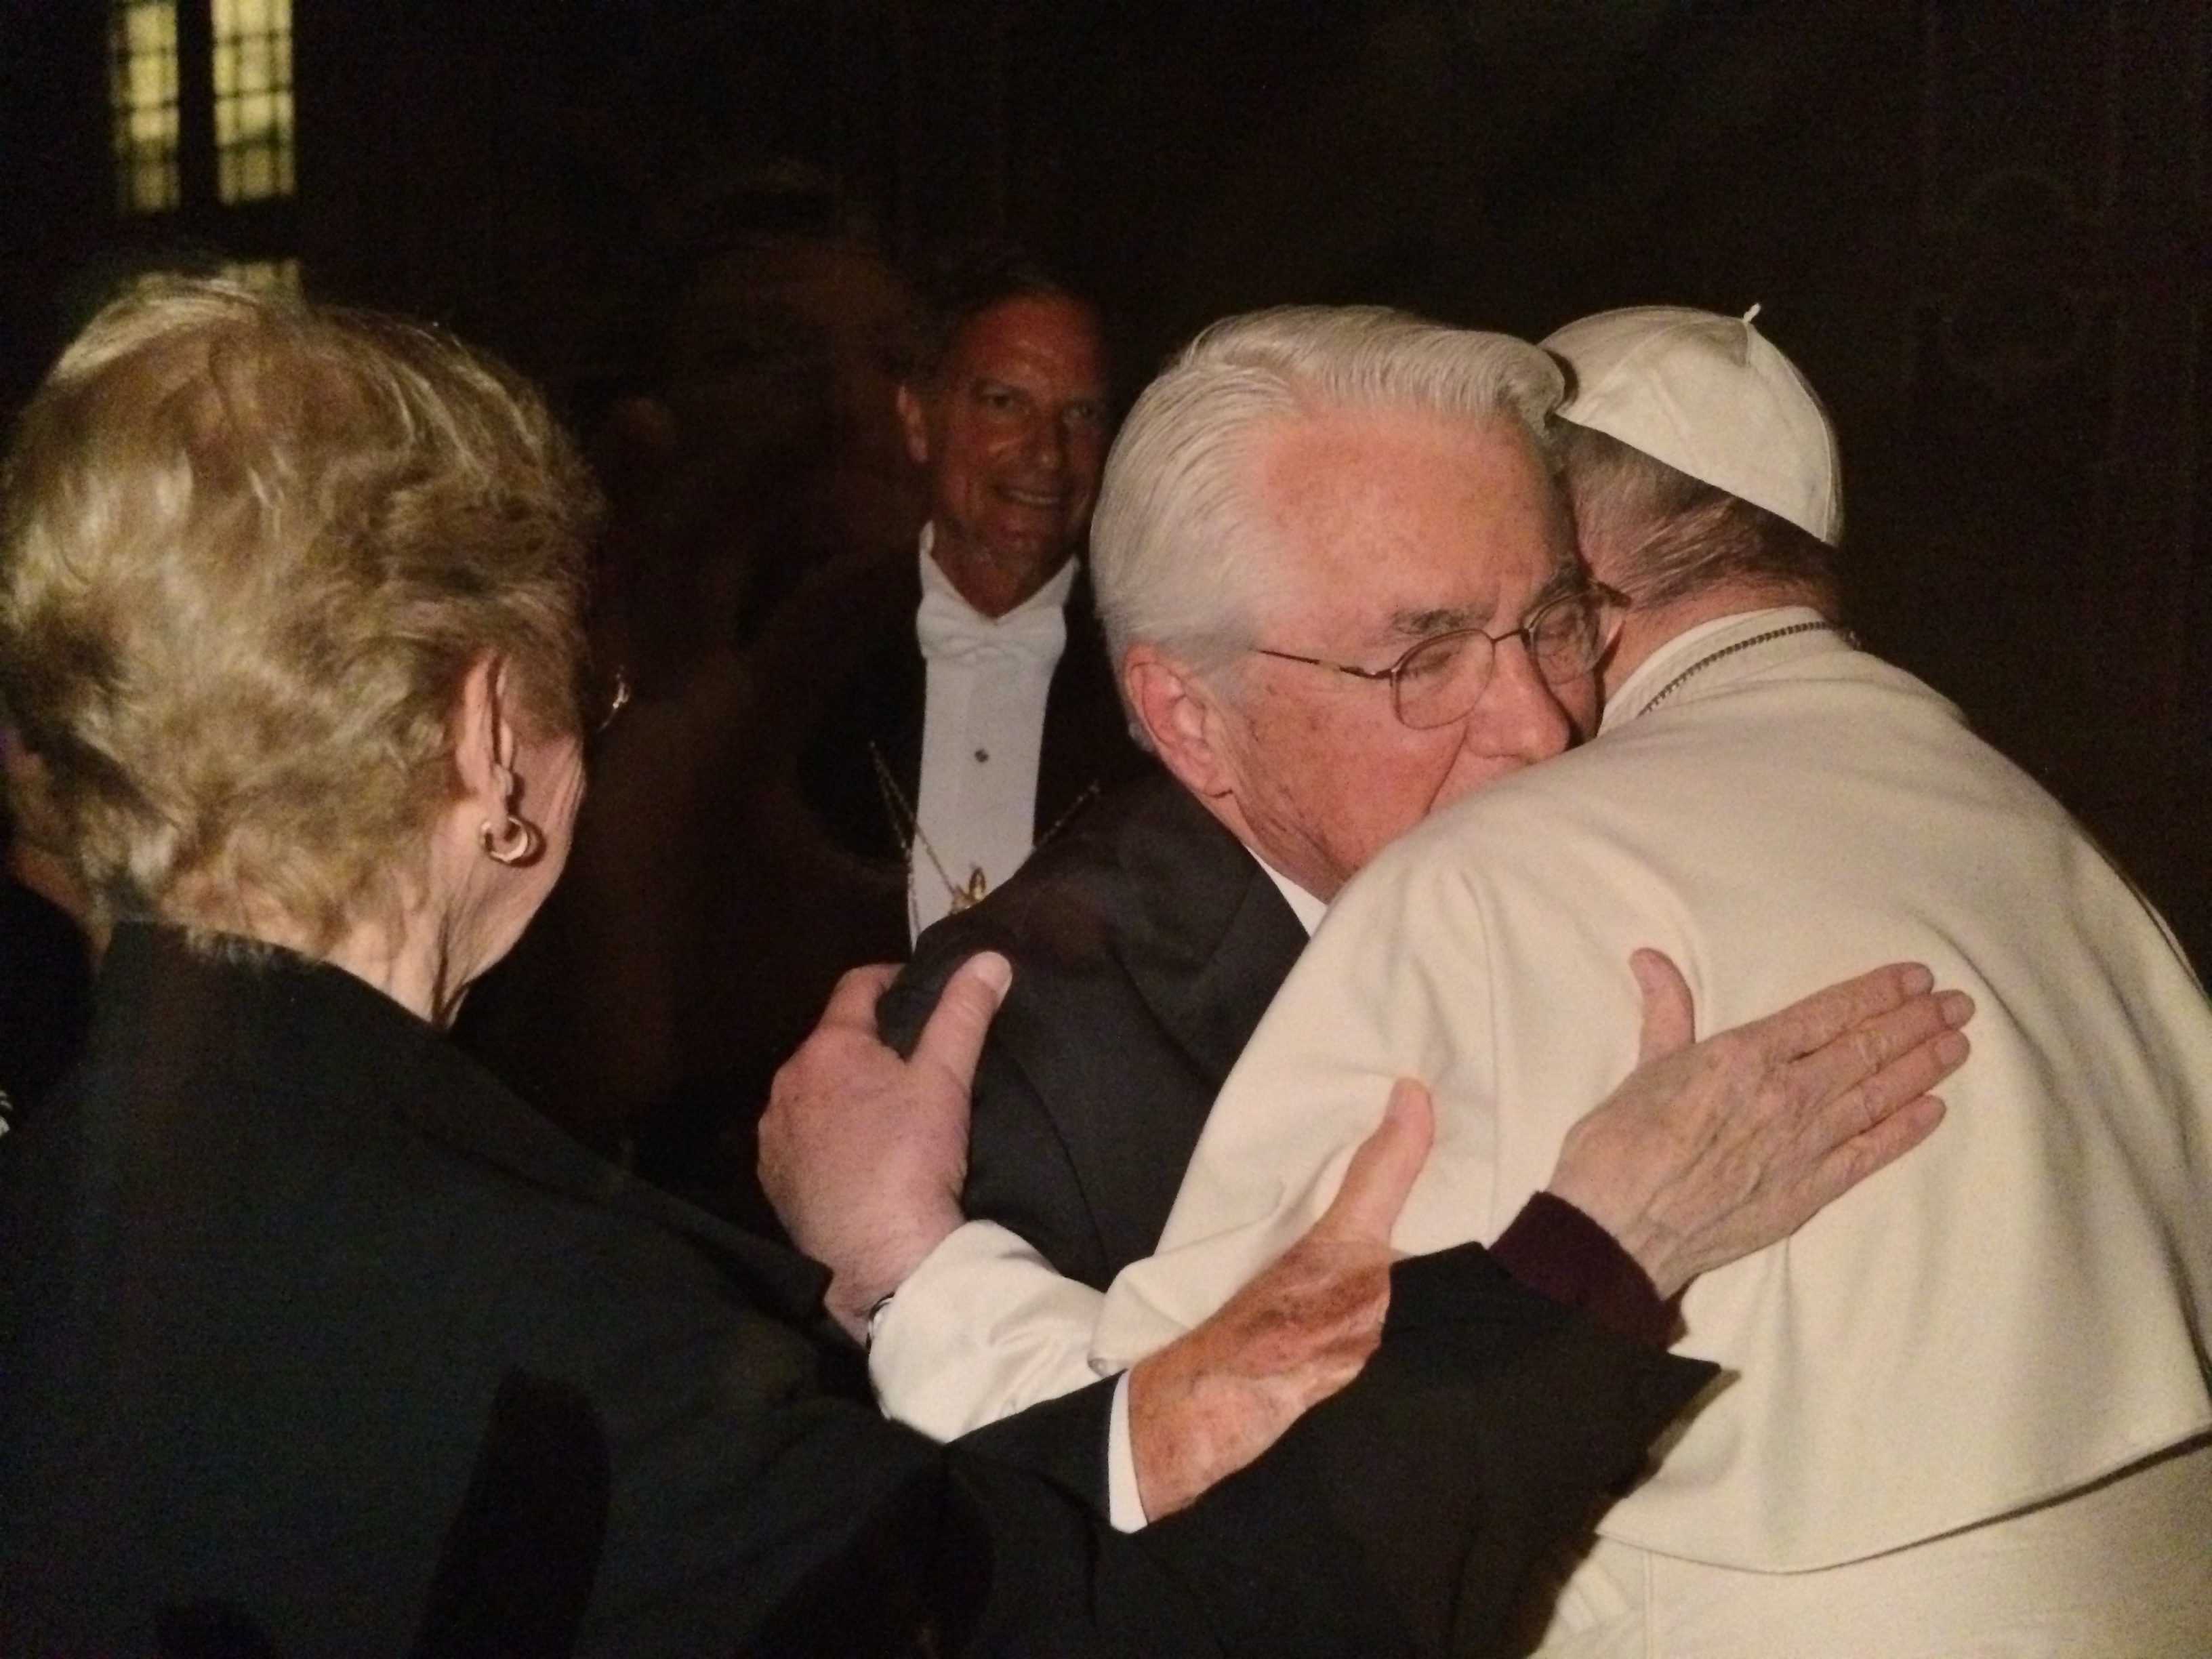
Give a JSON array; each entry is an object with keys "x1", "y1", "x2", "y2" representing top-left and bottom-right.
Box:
[{"x1": 877, "y1": 771, "x2": 1309, "y2": 1296}]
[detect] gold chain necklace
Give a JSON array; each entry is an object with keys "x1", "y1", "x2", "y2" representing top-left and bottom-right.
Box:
[
  {"x1": 1636, "y1": 621, "x2": 1847, "y2": 718},
  {"x1": 869, "y1": 743, "x2": 1099, "y2": 935}
]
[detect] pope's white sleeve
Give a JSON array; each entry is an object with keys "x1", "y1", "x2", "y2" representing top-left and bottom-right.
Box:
[{"x1": 869, "y1": 1218, "x2": 1112, "y2": 1441}]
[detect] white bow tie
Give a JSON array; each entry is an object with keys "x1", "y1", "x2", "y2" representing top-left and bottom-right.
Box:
[{"x1": 916, "y1": 550, "x2": 1075, "y2": 668}]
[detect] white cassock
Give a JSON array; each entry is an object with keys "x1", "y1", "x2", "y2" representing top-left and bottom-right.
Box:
[{"x1": 1096, "y1": 609, "x2": 2212, "y2": 1654}]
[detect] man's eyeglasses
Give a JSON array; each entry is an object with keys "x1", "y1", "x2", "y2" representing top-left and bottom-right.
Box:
[{"x1": 1251, "y1": 582, "x2": 1628, "y2": 731}]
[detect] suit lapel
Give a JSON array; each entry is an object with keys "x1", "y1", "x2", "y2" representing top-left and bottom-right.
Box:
[
  {"x1": 1035, "y1": 569, "x2": 1151, "y2": 841},
  {"x1": 1115, "y1": 782, "x2": 1311, "y2": 1086},
  {"x1": 874, "y1": 602, "x2": 926, "y2": 832}
]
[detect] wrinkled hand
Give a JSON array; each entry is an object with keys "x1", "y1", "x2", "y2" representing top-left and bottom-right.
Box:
[
  {"x1": 1547, "y1": 952, "x2": 1971, "y2": 1301},
  {"x1": 1128, "y1": 1079, "x2": 1436, "y2": 1521},
  {"x1": 759, "y1": 951, "x2": 1012, "y2": 1339}
]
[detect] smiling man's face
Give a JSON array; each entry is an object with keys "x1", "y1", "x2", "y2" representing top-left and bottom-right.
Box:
[{"x1": 897, "y1": 293, "x2": 1111, "y2": 617}]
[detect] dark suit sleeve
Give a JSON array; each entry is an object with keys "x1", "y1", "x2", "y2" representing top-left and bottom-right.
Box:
[
  {"x1": 959, "y1": 1031, "x2": 1119, "y2": 1284},
  {"x1": 942, "y1": 1244, "x2": 1714, "y2": 1659},
  {"x1": 874, "y1": 928, "x2": 965, "y2": 1057},
  {"x1": 460, "y1": 1197, "x2": 1701, "y2": 1659},
  {"x1": 880, "y1": 928, "x2": 1122, "y2": 1287}
]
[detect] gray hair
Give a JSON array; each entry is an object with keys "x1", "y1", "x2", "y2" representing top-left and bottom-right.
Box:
[
  {"x1": 1557, "y1": 420, "x2": 1839, "y2": 615},
  {"x1": 1089, "y1": 305, "x2": 1565, "y2": 681}
]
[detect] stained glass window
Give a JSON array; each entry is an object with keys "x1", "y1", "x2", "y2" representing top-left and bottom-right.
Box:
[{"x1": 110, "y1": 0, "x2": 181, "y2": 213}]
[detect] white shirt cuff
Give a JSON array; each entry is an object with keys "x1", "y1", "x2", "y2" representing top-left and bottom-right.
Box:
[
  {"x1": 1105, "y1": 1368, "x2": 1147, "y2": 1530},
  {"x1": 869, "y1": 1219, "x2": 1114, "y2": 1441}
]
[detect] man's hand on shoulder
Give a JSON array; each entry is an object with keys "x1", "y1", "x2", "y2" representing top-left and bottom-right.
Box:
[
  {"x1": 760, "y1": 951, "x2": 1012, "y2": 1339},
  {"x1": 1547, "y1": 951, "x2": 1973, "y2": 1301}
]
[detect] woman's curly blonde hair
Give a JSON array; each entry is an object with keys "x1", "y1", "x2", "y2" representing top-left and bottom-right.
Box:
[{"x1": 0, "y1": 276, "x2": 602, "y2": 951}]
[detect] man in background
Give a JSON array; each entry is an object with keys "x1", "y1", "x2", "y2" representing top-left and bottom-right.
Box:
[
  {"x1": 794, "y1": 247, "x2": 1153, "y2": 942},
  {"x1": 695, "y1": 247, "x2": 1153, "y2": 1219},
  {"x1": 466, "y1": 243, "x2": 1150, "y2": 1223}
]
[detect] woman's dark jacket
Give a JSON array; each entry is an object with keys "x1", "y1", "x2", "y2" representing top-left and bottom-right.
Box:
[{"x1": 0, "y1": 924, "x2": 1708, "y2": 1658}]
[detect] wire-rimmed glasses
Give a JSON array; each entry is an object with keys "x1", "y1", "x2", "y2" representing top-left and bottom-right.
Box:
[{"x1": 1252, "y1": 581, "x2": 1627, "y2": 730}]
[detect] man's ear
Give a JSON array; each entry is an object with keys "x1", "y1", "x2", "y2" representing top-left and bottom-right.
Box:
[
  {"x1": 1124, "y1": 647, "x2": 1240, "y2": 802},
  {"x1": 894, "y1": 384, "x2": 931, "y2": 468},
  {"x1": 451, "y1": 654, "x2": 518, "y2": 817}
]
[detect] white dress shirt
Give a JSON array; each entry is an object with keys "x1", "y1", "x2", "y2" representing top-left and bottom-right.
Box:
[{"x1": 910, "y1": 531, "x2": 1077, "y2": 939}]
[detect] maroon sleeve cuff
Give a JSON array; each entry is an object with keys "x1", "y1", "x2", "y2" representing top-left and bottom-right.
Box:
[{"x1": 1489, "y1": 1191, "x2": 1675, "y2": 1349}]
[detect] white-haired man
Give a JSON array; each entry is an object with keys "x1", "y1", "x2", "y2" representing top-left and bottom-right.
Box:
[
  {"x1": 769, "y1": 308, "x2": 1972, "y2": 1507},
  {"x1": 858, "y1": 309, "x2": 1629, "y2": 1443},
  {"x1": 1096, "y1": 308, "x2": 2212, "y2": 1650}
]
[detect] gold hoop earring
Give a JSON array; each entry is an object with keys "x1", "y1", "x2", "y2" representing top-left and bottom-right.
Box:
[{"x1": 477, "y1": 815, "x2": 544, "y2": 867}]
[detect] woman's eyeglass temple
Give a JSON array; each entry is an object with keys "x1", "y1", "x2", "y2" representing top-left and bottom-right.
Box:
[{"x1": 589, "y1": 666, "x2": 630, "y2": 737}]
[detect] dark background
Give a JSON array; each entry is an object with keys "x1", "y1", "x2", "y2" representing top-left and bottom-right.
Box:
[{"x1": 3, "y1": 0, "x2": 2207, "y2": 971}]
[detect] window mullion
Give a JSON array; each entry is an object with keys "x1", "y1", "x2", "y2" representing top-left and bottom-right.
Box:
[{"x1": 175, "y1": 0, "x2": 217, "y2": 217}]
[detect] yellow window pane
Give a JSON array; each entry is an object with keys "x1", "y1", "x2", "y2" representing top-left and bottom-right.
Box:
[
  {"x1": 126, "y1": 59, "x2": 163, "y2": 107},
  {"x1": 217, "y1": 0, "x2": 281, "y2": 37},
  {"x1": 131, "y1": 156, "x2": 178, "y2": 213},
  {"x1": 212, "y1": 0, "x2": 295, "y2": 204},
  {"x1": 214, "y1": 0, "x2": 290, "y2": 49},
  {"x1": 124, "y1": 3, "x2": 173, "y2": 54},
  {"x1": 220, "y1": 258, "x2": 302, "y2": 295},
  {"x1": 110, "y1": 0, "x2": 180, "y2": 216},
  {"x1": 216, "y1": 94, "x2": 274, "y2": 148}
]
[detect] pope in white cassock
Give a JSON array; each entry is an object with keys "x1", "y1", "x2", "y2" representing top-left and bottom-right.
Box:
[{"x1": 1093, "y1": 308, "x2": 2212, "y2": 1654}]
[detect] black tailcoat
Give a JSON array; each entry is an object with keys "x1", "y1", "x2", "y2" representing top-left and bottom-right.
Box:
[
  {"x1": 793, "y1": 554, "x2": 1155, "y2": 878},
  {"x1": 880, "y1": 774, "x2": 1309, "y2": 1288}
]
